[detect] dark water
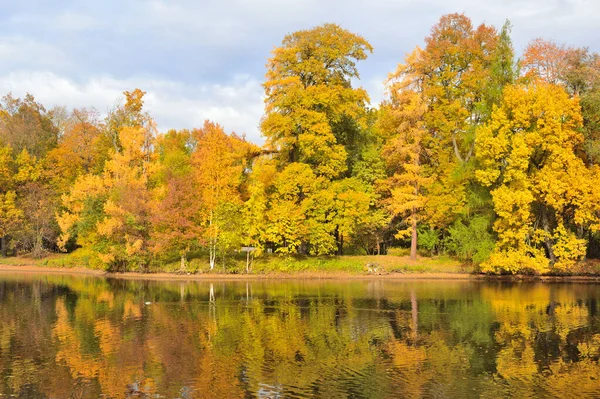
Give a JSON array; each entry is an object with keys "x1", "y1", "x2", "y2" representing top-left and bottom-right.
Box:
[{"x1": 0, "y1": 274, "x2": 599, "y2": 398}]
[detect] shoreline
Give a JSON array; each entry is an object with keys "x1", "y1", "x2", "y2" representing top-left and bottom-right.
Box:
[{"x1": 1, "y1": 264, "x2": 600, "y2": 282}]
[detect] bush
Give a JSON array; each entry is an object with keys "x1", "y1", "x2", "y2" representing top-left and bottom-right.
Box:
[{"x1": 444, "y1": 216, "x2": 495, "y2": 265}]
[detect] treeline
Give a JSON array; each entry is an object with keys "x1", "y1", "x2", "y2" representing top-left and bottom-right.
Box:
[{"x1": 1, "y1": 13, "x2": 600, "y2": 274}]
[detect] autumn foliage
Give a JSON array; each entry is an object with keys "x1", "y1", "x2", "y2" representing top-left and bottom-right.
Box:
[{"x1": 1, "y1": 15, "x2": 600, "y2": 274}]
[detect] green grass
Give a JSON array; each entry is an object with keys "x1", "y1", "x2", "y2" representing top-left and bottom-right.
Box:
[
  {"x1": 248, "y1": 254, "x2": 466, "y2": 274},
  {"x1": 1, "y1": 248, "x2": 468, "y2": 275}
]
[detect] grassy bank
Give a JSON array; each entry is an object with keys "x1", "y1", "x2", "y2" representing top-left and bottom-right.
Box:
[
  {"x1": 0, "y1": 249, "x2": 466, "y2": 275},
  {"x1": 3, "y1": 250, "x2": 600, "y2": 277}
]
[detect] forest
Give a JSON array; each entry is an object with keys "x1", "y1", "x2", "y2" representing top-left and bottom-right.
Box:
[{"x1": 1, "y1": 13, "x2": 600, "y2": 275}]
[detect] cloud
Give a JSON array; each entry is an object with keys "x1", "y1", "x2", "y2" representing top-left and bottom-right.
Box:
[
  {"x1": 0, "y1": 0, "x2": 599, "y2": 144},
  {"x1": 0, "y1": 71, "x2": 265, "y2": 143},
  {"x1": 0, "y1": 36, "x2": 71, "y2": 71}
]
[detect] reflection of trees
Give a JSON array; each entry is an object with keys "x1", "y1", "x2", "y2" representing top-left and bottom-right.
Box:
[{"x1": 0, "y1": 276, "x2": 599, "y2": 398}]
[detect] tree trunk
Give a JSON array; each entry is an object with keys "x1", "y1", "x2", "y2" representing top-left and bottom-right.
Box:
[
  {"x1": 209, "y1": 212, "x2": 216, "y2": 270},
  {"x1": 410, "y1": 175, "x2": 419, "y2": 260},
  {"x1": 338, "y1": 233, "x2": 344, "y2": 256},
  {"x1": 410, "y1": 211, "x2": 418, "y2": 261},
  {"x1": 246, "y1": 250, "x2": 250, "y2": 274},
  {"x1": 541, "y1": 207, "x2": 556, "y2": 264},
  {"x1": 33, "y1": 232, "x2": 44, "y2": 259},
  {"x1": 180, "y1": 253, "x2": 187, "y2": 272},
  {"x1": 209, "y1": 245, "x2": 216, "y2": 270},
  {"x1": 0, "y1": 236, "x2": 6, "y2": 257}
]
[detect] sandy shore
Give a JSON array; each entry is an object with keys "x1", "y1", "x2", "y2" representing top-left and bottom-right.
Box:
[{"x1": 1, "y1": 264, "x2": 600, "y2": 282}]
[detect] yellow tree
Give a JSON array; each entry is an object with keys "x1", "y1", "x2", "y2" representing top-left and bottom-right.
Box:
[
  {"x1": 476, "y1": 83, "x2": 599, "y2": 273},
  {"x1": 261, "y1": 23, "x2": 372, "y2": 179},
  {"x1": 8, "y1": 148, "x2": 58, "y2": 258},
  {"x1": 95, "y1": 123, "x2": 155, "y2": 270},
  {"x1": 520, "y1": 38, "x2": 600, "y2": 165},
  {"x1": 58, "y1": 89, "x2": 155, "y2": 270},
  {"x1": 0, "y1": 145, "x2": 21, "y2": 256},
  {"x1": 380, "y1": 56, "x2": 431, "y2": 260},
  {"x1": 192, "y1": 121, "x2": 252, "y2": 269},
  {"x1": 242, "y1": 157, "x2": 275, "y2": 258}
]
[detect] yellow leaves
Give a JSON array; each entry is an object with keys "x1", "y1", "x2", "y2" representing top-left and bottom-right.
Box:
[
  {"x1": 96, "y1": 202, "x2": 123, "y2": 237},
  {"x1": 56, "y1": 212, "x2": 78, "y2": 251},
  {"x1": 13, "y1": 149, "x2": 41, "y2": 184},
  {"x1": 57, "y1": 174, "x2": 107, "y2": 251},
  {"x1": 125, "y1": 238, "x2": 144, "y2": 256},
  {"x1": 483, "y1": 247, "x2": 549, "y2": 274},
  {"x1": 0, "y1": 145, "x2": 13, "y2": 188},
  {"x1": 61, "y1": 174, "x2": 105, "y2": 214},
  {"x1": 275, "y1": 162, "x2": 320, "y2": 201},
  {"x1": 262, "y1": 23, "x2": 372, "y2": 178},
  {"x1": 551, "y1": 224, "x2": 587, "y2": 270},
  {"x1": 0, "y1": 191, "x2": 22, "y2": 237},
  {"x1": 476, "y1": 82, "x2": 594, "y2": 273},
  {"x1": 97, "y1": 252, "x2": 115, "y2": 264}
]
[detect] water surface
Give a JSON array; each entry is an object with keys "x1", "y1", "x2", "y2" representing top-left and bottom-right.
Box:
[{"x1": 0, "y1": 273, "x2": 599, "y2": 398}]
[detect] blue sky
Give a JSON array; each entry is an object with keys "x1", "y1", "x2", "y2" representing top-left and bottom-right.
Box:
[{"x1": 1, "y1": 0, "x2": 598, "y2": 143}]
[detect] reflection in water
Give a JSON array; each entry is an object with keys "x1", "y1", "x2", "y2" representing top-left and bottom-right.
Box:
[{"x1": 0, "y1": 274, "x2": 598, "y2": 398}]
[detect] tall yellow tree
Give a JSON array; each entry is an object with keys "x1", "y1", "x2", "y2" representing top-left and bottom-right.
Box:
[
  {"x1": 261, "y1": 23, "x2": 372, "y2": 179},
  {"x1": 58, "y1": 89, "x2": 155, "y2": 270},
  {"x1": 379, "y1": 75, "x2": 431, "y2": 260},
  {"x1": 95, "y1": 123, "x2": 155, "y2": 270},
  {"x1": 192, "y1": 121, "x2": 253, "y2": 269}
]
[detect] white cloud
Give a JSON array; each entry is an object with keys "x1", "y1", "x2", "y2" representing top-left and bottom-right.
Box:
[
  {"x1": 0, "y1": 71, "x2": 266, "y2": 144},
  {"x1": 1, "y1": 0, "x2": 599, "y2": 142},
  {"x1": 0, "y1": 37, "x2": 71, "y2": 70}
]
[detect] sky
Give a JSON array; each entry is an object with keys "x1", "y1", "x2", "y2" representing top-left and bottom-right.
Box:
[{"x1": 1, "y1": 0, "x2": 599, "y2": 144}]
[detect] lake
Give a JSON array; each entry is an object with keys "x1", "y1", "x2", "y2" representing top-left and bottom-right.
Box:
[{"x1": 0, "y1": 273, "x2": 598, "y2": 398}]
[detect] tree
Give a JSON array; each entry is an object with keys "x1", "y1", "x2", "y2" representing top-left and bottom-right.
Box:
[
  {"x1": 328, "y1": 178, "x2": 372, "y2": 255},
  {"x1": 521, "y1": 39, "x2": 600, "y2": 165},
  {"x1": 350, "y1": 145, "x2": 391, "y2": 255},
  {"x1": 379, "y1": 69, "x2": 431, "y2": 260},
  {"x1": 13, "y1": 182, "x2": 57, "y2": 258},
  {"x1": 0, "y1": 145, "x2": 18, "y2": 256},
  {"x1": 151, "y1": 176, "x2": 202, "y2": 271},
  {"x1": 0, "y1": 93, "x2": 59, "y2": 158},
  {"x1": 476, "y1": 83, "x2": 599, "y2": 273},
  {"x1": 261, "y1": 23, "x2": 373, "y2": 179},
  {"x1": 9, "y1": 149, "x2": 57, "y2": 258},
  {"x1": 408, "y1": 13, "x2": 501, "y2": 165},
  {"x1": 150, "y1": 130, "x2": 202, "y2": 271},
  {"x1": 46, "y1": 107, "x2": 110, "y2": 192},
  {"x1": 262, "y1": 162, "x2": 319, "y2": 254},
  {"x1": 105, "y1": 88, "x2": 149, "y2": 152},
  {"x1": 242, "y1": 157, "x2": 275, "y2": 257},
  {"x1": 391, "y1": 14, "x2": 510, "y2": 232},
  {"x1": 57, "y1": 89, "x2": 156, "y2": 270},
  {"x1": 95, "y1": 124, "x2": 155, "y2": 270},
  {"x1": 520, "y1": 38, "x2": 570, "y2": 85},
  {"x1": 192, "y1": 121, "x2": 253, "y2": 269}
]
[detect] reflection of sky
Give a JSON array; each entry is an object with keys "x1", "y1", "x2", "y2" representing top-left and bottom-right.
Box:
[{"x1": 1, "y1": 0, "x2": 598, "y2": 144}]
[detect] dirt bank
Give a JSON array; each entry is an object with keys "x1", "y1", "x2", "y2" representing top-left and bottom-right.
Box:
[{"x1": 1, "y1": 264, "x2": 600, "y2": 282}]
